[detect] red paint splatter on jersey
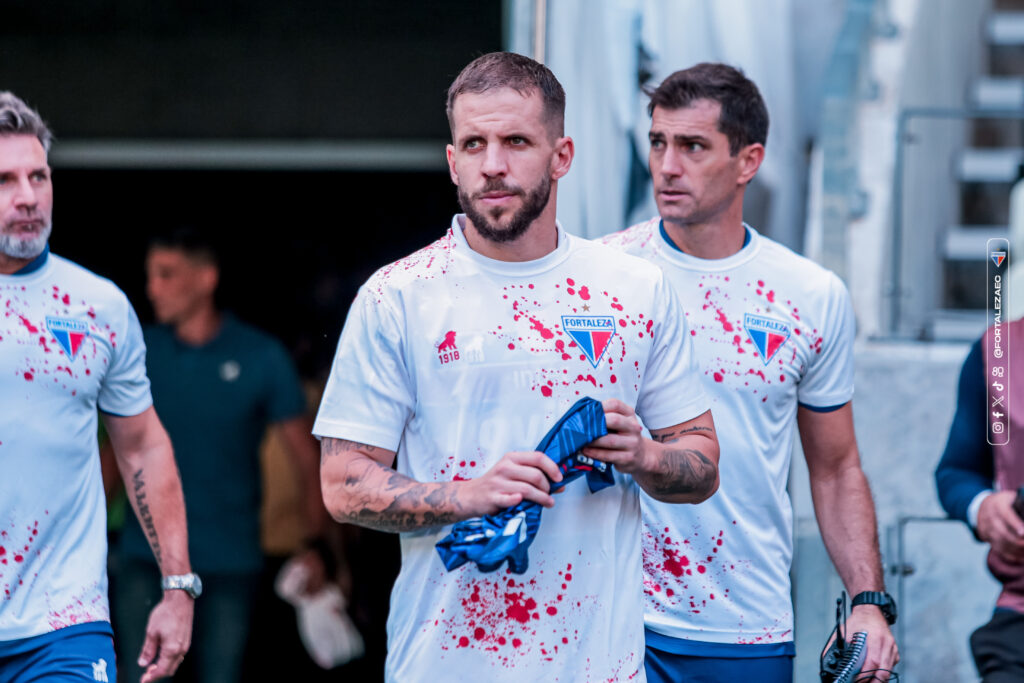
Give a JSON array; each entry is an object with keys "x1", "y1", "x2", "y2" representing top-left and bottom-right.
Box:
[
  {"x1": 529, "y1": 317, "x2": 554, "y2": 340},
  {"x1": 540, "y1": 385, "x2": 552, "y2": 397},
  {"x1": 579, "y1": 286, "x2": 590, "y2": 300},
  {"x1": 61, "y1": 294, "x2": 70, "y2": 305},
  {"x1": 714, "y1": 309, "x2": 734, "y2": 332},
  {"x1": 747, "y1": 369, "x2": 766, "y2": 382},
  {"x1": 18, "y1": 316, "x2": 38, "y2": 333},
  {"x1": 766, "y1": 290, "x2": 775, "y2": 303},
  {"x1": 23, "y1": 372, "x2": 33, "y2": 381},
  {"x1": 713, "y1": 372, "x2": 724, "y2": 383}
]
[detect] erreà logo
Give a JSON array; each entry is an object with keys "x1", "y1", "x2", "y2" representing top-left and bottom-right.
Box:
[
  {"x1": 561, "y1": 316, "x2": 616, "y2": 368},
  {"x1": 743, "y1": 313, "x2": 790, "y2": 366},
  {"x1": 991, "y1": 250, "x2": 1006, "y2": 268},
  {"x1": 45, "y1": 317, "x2": 89, "y2": 361}
]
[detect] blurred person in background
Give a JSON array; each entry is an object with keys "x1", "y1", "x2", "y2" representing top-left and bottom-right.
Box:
[
  {"x1": 109, "y1": 227, "x2": 328, "y2": 683},
  {"x1": 0, "y1": 91, "x2": 194, "y2": 683},
  {"x1": 936, "y1": 315, "x2": 1024, "y2": 683}
]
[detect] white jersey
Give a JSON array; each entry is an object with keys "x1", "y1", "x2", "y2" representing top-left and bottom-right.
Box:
[
  {"x1": 314, "y1": 216, "x2": 708, "y2": 682},
  {"x1": 0, "y1": 251, "x2": 151, "y2": 641},
  {"x1": 603, "y1": 219, "x2": 855, "y2": 652}
]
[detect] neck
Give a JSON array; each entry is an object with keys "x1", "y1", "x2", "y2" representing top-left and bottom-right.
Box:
[
  {"x1": 173, "y1": 304, "x2": 222, "y2": 346},
  {"x1": 0, "y1": 254, "x2": 32, "y2": 275},
  {"x1": 463, "y1": 196, "x2": 560, "y2": 262},
  {"x1": 662, "y1": 201, "x2": 747, "y2": 259}
]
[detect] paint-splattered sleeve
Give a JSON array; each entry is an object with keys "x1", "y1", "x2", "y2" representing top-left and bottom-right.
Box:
[
  {"x1": 635, "y1": 271, "x2": 709, "y2": 430},
  {"x1": 97, "y1": 293, "x2": 153, "y2": 417},
  {"x1": 313, "y1": 285, "x2": 415, "y2": 451},
  {"x1": 797, "y1": 272, "x2": 856, "y2": 408}
]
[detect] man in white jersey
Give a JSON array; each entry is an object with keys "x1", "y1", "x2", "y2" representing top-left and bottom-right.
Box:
[
  {"x1": 315, "y1": 52, "x2": 721, "y2": 682},
  {"x1": 0, "y1": 92, "x2": 196, "y2": 683},
  {"x1": 603, "y1": 64, "x2": 899, "y2": 682}
]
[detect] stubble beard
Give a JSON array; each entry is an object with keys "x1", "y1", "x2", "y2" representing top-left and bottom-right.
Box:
[
  {"x1": 0, "y1": 221, "x2": 51, "y2": 259},
  {"x1": 458, "y1": 176, "x2": 552, "y2": 245}
]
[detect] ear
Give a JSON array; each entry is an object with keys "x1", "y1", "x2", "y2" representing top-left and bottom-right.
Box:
[
  {"x1": 446, "y1": 144, "x2": 459, "y2": 186},
  {"x1": 198, "y1": 264, "x2": 219, "y2": 298},
  {"x1": 736, "y1": 143, "x2": 765, "y2": 185},
  {"x1": 550, "y1": 136, "x2": 574, "y2": 181}
]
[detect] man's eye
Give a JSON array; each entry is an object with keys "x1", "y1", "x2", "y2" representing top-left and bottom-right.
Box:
[
  {"x1": 509, "y1": 136, "x2": 526, "y2": 145},
  {"x1": 649, "y1": 139, "x2": 664, "y2": 149},
  {"x1": 465, "y1": 140, "x2": 482, "y2": 150},
  {"x1": 687, "y1": 143, "x2": 705, "y2": 152}
]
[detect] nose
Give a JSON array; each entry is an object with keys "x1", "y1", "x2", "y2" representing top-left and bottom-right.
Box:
[
  {"x1": 480, "y1": 144, "x2": 508, "y2": 178},
  {"x1": 658, "y1": 147, "x2": 683, "y2": 179},
  {"x1": 13, "y1": 176, "x2": 38, "y2": 208}
]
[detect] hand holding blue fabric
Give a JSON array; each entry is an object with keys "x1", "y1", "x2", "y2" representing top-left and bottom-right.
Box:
[{"x1": 435, "y1": 397, "x2": 611, "y2": 574}]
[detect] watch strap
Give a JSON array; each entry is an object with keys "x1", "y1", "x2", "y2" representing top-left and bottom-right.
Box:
[{"x1": 851, "y1": 590, "x2": 897, "y2": 625}]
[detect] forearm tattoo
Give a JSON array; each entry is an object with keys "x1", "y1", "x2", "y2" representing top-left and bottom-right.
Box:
[
  {"x1": 322, "y1": 439, "x2": 464, "y2": 533},
  {"x1": 132, "y1": 468, "x2": 162, "y2": 566},
  {"x1": 651, "y1": 425, "x2": 715, "y2": 444},
  {"x1": 649, "y1": 449, "x2": 717, "y2": 497}
]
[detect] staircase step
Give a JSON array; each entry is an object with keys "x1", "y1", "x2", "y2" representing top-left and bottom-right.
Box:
[
  {"x1": 945, "y1": 225, "x2": 1010, "y2": 259},
  {"x1": 958, "y1": 148, "x2": 1024, "y2": 183},
  {"x1": 930, "y1": 310, "x2": 988, "y2": 341},
  {"x1": 971, "y1": 75, "x2": 1024, "y2": 110},
  {"x1": 988, "y1": 11, "x2": 1024, "y2": 46}
]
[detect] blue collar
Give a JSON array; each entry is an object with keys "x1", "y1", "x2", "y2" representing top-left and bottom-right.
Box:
[
  {"x1": 13, "y1": 244, "x2": 50, "y2": 275},
  {"x1": 659, "y1": 220, "x2": 750, "y2": 253}
]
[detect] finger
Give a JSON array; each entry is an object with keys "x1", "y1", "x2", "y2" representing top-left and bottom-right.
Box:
[
  {"x1": 601, "y1": 398, "x2": 633, "y2": 417},
  {"x1": 586, "y1": 434, "x2": 635, "y2": 452},
  {"x1": 602, "y1": 411, "x2": 641, "y2": 435},
  {"x1": 509, "y1": 481, "x2": 555, "y2": 508},
  {"x1": 138, "y1": 630, "x2": 158, "y2": 668},
  {"x1": 511, "y1": 451, "x2": 562, "y2": 482}
]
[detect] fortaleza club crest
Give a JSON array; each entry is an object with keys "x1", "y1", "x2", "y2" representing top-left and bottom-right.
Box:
[
  {"x1": 561, "y1": 316, "x2": 616, "y2": 368},
  {"x1": 991, "y1": 250, "x2": 1006, "y2": 268},
  {"x1": 45, "y1": 317, "x2": 89, "y2": 361},
  {"x1": 743, "y1": 313, "x2": 790, "y2": 366}
]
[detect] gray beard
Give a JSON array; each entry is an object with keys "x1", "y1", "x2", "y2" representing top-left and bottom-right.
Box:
[{"x1": 0, "y1": 222, "x2": 51, "y2": 259}]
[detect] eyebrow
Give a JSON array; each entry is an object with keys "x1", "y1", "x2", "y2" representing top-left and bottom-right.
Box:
[{"x1": 649, "y1": 131, "x2": 710, "y2": 145}]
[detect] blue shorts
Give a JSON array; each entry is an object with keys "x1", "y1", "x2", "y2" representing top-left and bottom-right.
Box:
[
  {"x1": 0, "y1": 623, "x2": 117, "y2": 682},
  {"x1": 645, "y1": 644, "x2": 793, "y2": 683}
]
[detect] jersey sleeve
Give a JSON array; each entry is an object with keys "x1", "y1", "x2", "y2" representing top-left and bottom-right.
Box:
[
  {"x1": 635, "y1": 271, "x2": 709, "y2": 430},
  {"x1": 313, "y1": 285, "x2": 415, "y2": 451},
  {"x1": 797, "y1": 273, "x2": 856, "y2": 408},
  {"x1": 262, "y1": 337, "x2": 307, "y2": 423},
  {"x1": 98, "y1": 295, "x2": 153, "y2": 416}
]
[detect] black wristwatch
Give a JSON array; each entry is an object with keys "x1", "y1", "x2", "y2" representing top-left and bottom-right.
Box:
[{"x1": 851, "y1": 591, "x2": 897, "y2": 625}]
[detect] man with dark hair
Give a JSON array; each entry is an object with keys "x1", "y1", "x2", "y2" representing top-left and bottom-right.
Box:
[
  {"x1": 111, "y1": 228, "x2": 327, "y2": 683},
  {"x1": 316, "y1": 51, "x2": 720, "y2": 681},
  {"x1": 604, "y1": 63, "x2": 899, "y2": 682},
  {"x1": 0, "y1": 91, "x2": 194, "y2": 683}
]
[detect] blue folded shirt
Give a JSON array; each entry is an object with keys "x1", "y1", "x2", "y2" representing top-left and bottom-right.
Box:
[{"x1": 435, "y1": 396, "x2": 612, "y2": 574}]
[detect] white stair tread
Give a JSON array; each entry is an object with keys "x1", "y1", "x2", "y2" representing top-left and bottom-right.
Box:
[
  {"x1": 958, "y1": 148, "x2": 1024, "y2": 183},
  {"x1": 971, "y1": 76, "x2": 1024, "y2": 110},
  {"x1": 988, "y1": 12, "x2": 1024, "y2": 46},
  {"x1": 945, "y1": 225, "x2": 1010, "y2": 259}
]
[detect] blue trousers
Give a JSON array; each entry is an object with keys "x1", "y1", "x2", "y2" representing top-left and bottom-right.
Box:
[
  {"x1": 645, "y1": 644, "x2": 794, "y2": 683},
  {"x1": 113, "y1": 559, "x2": 258, "y2": 683},
  {"x1": 0, "y1": 625, "x2": 117, "y2": 683}
]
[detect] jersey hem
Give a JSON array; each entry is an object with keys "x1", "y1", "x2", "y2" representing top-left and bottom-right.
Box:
[
  {"x1": 644, "y1": 628, "x2": 795, "y2": 657},
  {"x1": 0, "y1": 621, "x2": 112, "y2": 658}
]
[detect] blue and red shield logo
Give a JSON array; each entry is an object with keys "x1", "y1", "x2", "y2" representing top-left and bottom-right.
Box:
[
  {"x1": 561, "y1": 316, "x2": 616, "y2": 368},
  {"x1": 991, "y1": 250, "x2": 1006, "y2": 268},
  {"x1": 743, "y1": 313, "x2": 790, "y2": 366},
  {"x1": 46, "y1": 317, "x2": 89, "y2": 361}
]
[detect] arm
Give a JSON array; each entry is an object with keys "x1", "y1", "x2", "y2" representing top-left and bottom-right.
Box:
[
  {"x1": 275, "y1": 415, "x2": 333, "y2": 592},
  {"x1": 935, "y1": 340, "x2": 994, "y2": 524},
  {"x1": 320, "y1": 438, "x2": 563, "y2": 533},
  {"x1": 798, "y1": 402, "x2": 898, "y2": 680},
  {"x1": 582, "y1": 400, "x2": 719, "y2": 504},
  {"x1": 103, "y1": 406, "x2": 193, "y2": 683}
]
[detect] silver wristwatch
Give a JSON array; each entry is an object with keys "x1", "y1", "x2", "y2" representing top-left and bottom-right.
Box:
[{"x1": 161, "y1": 573, "x2": 203, "y2": 599}]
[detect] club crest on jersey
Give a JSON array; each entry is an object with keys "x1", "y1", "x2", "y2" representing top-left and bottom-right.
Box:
[
  {"x1": 991, "y1": 250, "x2": 1006, "y2": 268},
  {"x1": 45, "y1": 317, "x2": 89, "y2": 361},
  {"x1": 561, "y1": 316, "x2": 616, "y2": 368},
  {"x1": 436, "y1": 330, "x2": 460, "y2": 365},
  {"x1": 743, "y1": 313, "x2": 790, "y2": 366}
]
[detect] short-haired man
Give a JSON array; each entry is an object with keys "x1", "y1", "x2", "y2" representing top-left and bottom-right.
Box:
[
  {"x1": 603, "y1": 63, "x2": 899, "y2": 682},
  {"x1": 112, "y1": 228, "x2": 327, "y2": 683},
  {"x1": 315, "y1": 52, "x2": 720, "y2": 681},
  {"x1": 0, "y1": 92, "x2": 194, "y2": 683}
]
